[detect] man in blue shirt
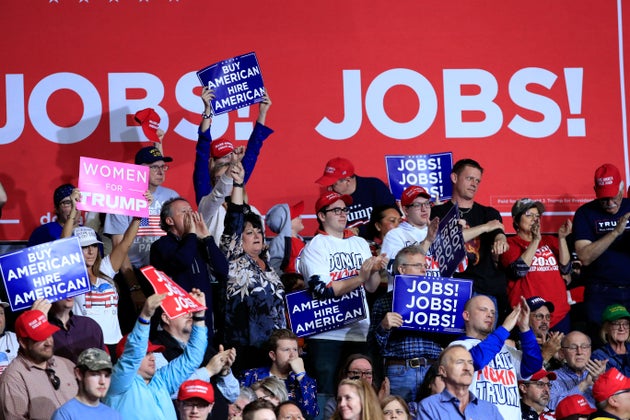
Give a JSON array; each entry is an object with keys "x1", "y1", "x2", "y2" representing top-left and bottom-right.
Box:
[
  {"x1": 52, "y1": 348, "x2": 122, "y2": 419},
  {"x1": 418, "y1": 345, "x2": 502, "y2": 419},
  {"x1": 368, "y1": 244, "x2": 442, "y2": 401},
  {"x1": 104, "y1": 291, "x2": 207, "y2": 420},
  {"x1": 315, "y1": 156, "x2": 396, "y2": 238}
]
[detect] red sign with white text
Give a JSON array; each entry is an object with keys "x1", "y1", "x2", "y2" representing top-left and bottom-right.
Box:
[
  {"x1": 1, "y1": 1, "x2": 628, "y2": 240},
  {"x1": 140, "y1": 266, "x2": 206, "y2": 320}
]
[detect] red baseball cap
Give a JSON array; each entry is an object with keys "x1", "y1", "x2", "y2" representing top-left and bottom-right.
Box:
[
  {"x1": 528, "y1": 368, "x2": 557, "y2": 382},
  {"x1": 210, "y1": 140, "x2": 235, "y2": 159},
  {"x1": 401, "y1": 185, "x2": 431, "y2": 207},
  {"x1": 134, "y1": 108, "x2": 161, "y2": 143},
  {"x1": 594, "y1": 163, "x2": 622, "y2": 198},
  {"x1": 178, "y1": 379, "x2": 215, "y2": 403},
  {"x1": 315, "y1": 157, "x2": 355, "y2": 186},
  {"x1": 593, "y1": 367, "x2": 630, "y2": 403},
  {"x1": 290, "y1": 201, "x2": 304, "y2": 220},
  {"x1": 116, "y1": 333, "x2": 165, "y2": 359},
  {"x1": 555, "y1": 394, "x2": 595, "y2": 419},
  {"x1": 315, "y1": 191, "x2": 352, "y2": 213},
  {"x1": 15, "y1": 310, "x2": 60, "y2": 341}
]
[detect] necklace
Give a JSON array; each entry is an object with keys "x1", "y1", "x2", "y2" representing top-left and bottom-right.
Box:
[{"x1": 458, "y1": 207, "x2": 472, "y2": 218}]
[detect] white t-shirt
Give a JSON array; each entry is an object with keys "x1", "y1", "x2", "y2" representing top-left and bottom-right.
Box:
[
  {"x1": 298, "y1": 233, "x2": 372, "y2": 342},
  {"x1": 73, "y1": 256, "x2": 122, "y2": 345}
]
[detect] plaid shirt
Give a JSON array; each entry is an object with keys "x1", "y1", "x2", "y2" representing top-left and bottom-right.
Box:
[{"x1": 369, "y1": 291, "x2": 442, "y2": 360}]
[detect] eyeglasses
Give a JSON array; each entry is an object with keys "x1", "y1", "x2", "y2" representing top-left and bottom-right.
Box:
[
  {"x1": 406, "y1": 202, "x2": 431, "y2": 210},
  {"x1": 45, "y1": 368, "x2": 61, "y2": 390},
  {"x1": 347, "y1": 370, "x2": 373, "y2": 379},
  {"x1": 182, "y1": 401, "x2": 211, "y2": 410},
  {"x1": 532, "y1": 313, "x2": 551, "y2": 321},
  {"x1": 401, "y1": 263, "x2": 430, "y2": 269},
  {"x1": 58, "y1": 199, "x2": 73, "y2": 207},
  {"x1": 561, "y1": 344, "x2": 591, "y2": 352},
  {"x1": 611, "y1": 321, "x2": 630, "y2": 330},
  {"x1": 524, "y1": 212, "x2": 541, "y2": 219},
  {"x1": 613, "y1": 388, "x2": 630, "y2": 397},
  {"x1": 149, "y1": 164, "x2": 169, "y2": 172},
  {"x1": 522, "y1": 381, "x2": 553, "y2": 389},
  {"x1": 323, "y1": 207, "x2": 350, "y2": 215},
  {"x1": 257, "y1": 386, "x2": 276, "y2": 401}
]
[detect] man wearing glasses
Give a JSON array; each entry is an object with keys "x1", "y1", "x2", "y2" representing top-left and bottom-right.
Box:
[
  {"x1": 298, "y1": 191, "x2": 388, "y2": 412},
  {"x1": 381, "y1": 185, "x2": 439, "y2": 289},
  {"x1": 0, "y1": 307, "x2": 77, "y2": 419},
  {"x1": 526, "y1": 296, "x2": 565, "y2": 371},
  {"x1": 518, "y1": 368, "x2": 556, "y2": 420},
  {"x1": 176, "y1": 379, "x2": 216, "y2": 420},
  {"x1": 573, "y1": 163, "x2": 630, "y2": 331},
  {"x1": 315, "y1": 157, "x2": 396, "y2": 238},
  {"x1": 28, "y1": 183, "x2": 80, "y2": 246},
  {"x1": 369, "y1": 244, "x2": 443, "y2": 401},
  {"x1": 549, "y1": 331, "x2": 607, "y2": 409}
]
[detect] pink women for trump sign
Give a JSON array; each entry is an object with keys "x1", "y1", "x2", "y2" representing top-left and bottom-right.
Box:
[{"x1": 77, "y1": 157, "x2": 150, "y2": 218}]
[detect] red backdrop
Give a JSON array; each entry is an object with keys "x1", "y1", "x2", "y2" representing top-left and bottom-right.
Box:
[{"x1": 1, "y1": 0, "x2": 628, "y2": 240}]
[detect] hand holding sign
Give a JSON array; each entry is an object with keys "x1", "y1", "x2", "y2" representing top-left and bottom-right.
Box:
[
  {"x1": 140, "y1": 267, "x2": 207, "y2": 319},
  {"x1": 380, "y1": 312, "x2": 403, "y2": 331},
  {"x1": 188, "y1": 288, "x2": 206, "y2": 317},
  {"x1": 31, "y1": 298, "x2": 52, "y2": 315},
  {"x1": 257, "y1": 91, "x2": 272, "y2": 124},
  {"x1": 141, "y1": 293, "x2": 167, "y2": 320}
]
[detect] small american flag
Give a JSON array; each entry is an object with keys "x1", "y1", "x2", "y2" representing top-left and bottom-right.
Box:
[{"x1": 138, "y1": 216, "x2": 166, "y2": 237}]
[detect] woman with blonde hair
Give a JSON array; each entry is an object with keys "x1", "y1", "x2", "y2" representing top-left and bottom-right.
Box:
[
  {"x1": 332, "y1": 379, "x2": 383, "y2": 420},
  {"x1": 592, "y1": 303, "x2": 630, "y2": 376}
]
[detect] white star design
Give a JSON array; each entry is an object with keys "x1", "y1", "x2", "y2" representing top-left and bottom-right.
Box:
[
  {"x1": 79, "y1": 0, "x2": 89, "y2": 2},
  {"x1": 110, "y1": 0, "x2": 119, "y2": 2},
  {"x1": 49, "y1": 0, "x2": 59, "y2": 3}
]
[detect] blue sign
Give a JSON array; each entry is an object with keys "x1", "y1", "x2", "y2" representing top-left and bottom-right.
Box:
[
  {"x1": 392, "y1": 275, "x2": 472, "y2": 334},
  {"x1": 385, "y1": 152, "x2": 453, "y2": 201},
  {"x1": 196, "y1": 51, "x2": 265, "y2": 116},
  {"x1": 285, "y1": 288, "x2": 367, "y2": 338},
  {"x1": 429, "y1": 204, "x2": 467, "y2": 277},
  {"x1": 0, "y1": 237, "x2": 90, "y2": 311}
]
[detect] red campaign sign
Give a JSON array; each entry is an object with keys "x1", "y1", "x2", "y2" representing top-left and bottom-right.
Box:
[
  {"x1": 1, "y1": 1, "x2": 629, "y2": 241},
  {"x1": 140, "y1": 266, "x2": 206, "y2": 319}
]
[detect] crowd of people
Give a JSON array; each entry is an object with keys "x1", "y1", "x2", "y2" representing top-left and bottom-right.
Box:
[{"x1": 0, "y1": 88, "x2": 629, "y2": 420}]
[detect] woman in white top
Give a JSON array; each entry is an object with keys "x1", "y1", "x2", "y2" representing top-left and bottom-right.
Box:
[{"x1": 62, "y1": 189, "x2": 149, "y2": 354}]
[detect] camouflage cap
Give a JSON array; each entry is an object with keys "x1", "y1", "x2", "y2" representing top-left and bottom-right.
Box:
[{"x1": 77, "y1": 348, "x2": 112, "y2": 371}]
